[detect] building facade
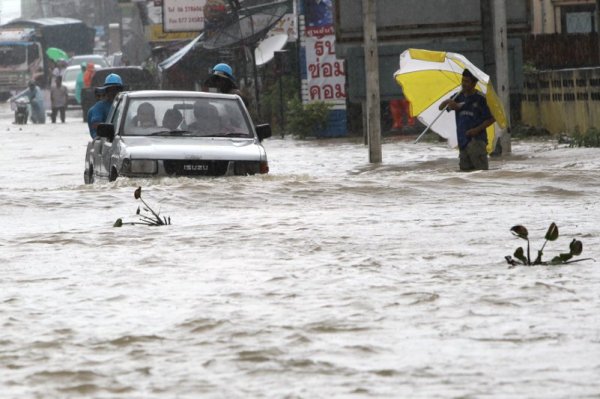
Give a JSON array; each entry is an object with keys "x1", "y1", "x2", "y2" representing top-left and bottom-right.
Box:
[{"x1": 531, "y1": 0, "x2": 597, "y2": 34}]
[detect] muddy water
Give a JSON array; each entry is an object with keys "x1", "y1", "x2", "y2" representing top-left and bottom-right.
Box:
[{"x1": 1, "y1": 105, "x2": 599, "y2": 398}]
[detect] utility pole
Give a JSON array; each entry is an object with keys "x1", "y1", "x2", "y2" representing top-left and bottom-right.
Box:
[
  {"x1": 596, "y1": 0, "x2": 600, "y2": 64},
  {"x1": 362, "y1": 0, "x2": 382, "y2": 163},
  {"x1": 481, "y1": 0, "x2": 511, "y2": 154},
  {"x1": 481, "y1": 0, "x2": 496, "y2": 79},
  {"x1": 493, "y1": 0, "x2": 511, "y2": 153}
]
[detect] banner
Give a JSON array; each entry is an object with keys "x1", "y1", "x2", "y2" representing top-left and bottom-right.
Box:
[
  {"x1": 304, "y1": 35, "x2": 346, "y2": 103},
  {"x1": 300, "y1": 0, "x2": 347, "y2": 136},
  {"x1": 148, "y1": 24, "x2": 199, "y2": 42},
  {"x1": 163, "y1": 0, "x2": 206, "y2": 32},
  {"x1": 304, "y1": 0, "x2": 334, "y2": 37}
]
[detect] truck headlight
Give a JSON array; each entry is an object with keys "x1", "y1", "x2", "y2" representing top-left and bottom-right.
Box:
[{"x1": 130, "y1": 160, "x2": 157, "y2": 174}]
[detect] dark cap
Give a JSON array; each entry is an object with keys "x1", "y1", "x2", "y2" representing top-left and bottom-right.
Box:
[{"x1": 462, "y1": 69, "x2": 478, "y2": 82}]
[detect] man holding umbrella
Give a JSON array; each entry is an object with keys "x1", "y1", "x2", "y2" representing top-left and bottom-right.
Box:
[{"x1": 440, "y1": 69, "x2": 495, "y2": 171}]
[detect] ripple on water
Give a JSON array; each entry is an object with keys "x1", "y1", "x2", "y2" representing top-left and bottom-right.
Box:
[
  {"x1": 533, "y1": 185, "x2": 585, "y2": 197},
  {"x1": 29, "y1": 369, "x2": 103, "y2": 383},
  {"x1": 521, "y1": 282, "x2": 577, "y2": 294},
  {"x1": 399, "y1": 291, "x2": 441, "y2": 305},
  {"x1": 237, "y1": 347, "x2": 284, "y2": 363},
  {"x1": 106, "y1": 334, "x2": 165, "y2": 347},
  {"x1": 176, "y1": 317, "x2": 229, "y2": 333},
  {"x1": 469, "y1": 333, "x2": 564, "y2": 344},
  {"x1": 304, "y1": 320, "x2": 372, "y2": 334}
]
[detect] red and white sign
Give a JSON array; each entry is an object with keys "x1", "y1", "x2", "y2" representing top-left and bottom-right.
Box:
[
  {"x1": 163, "y1": 0, "x2": 206, "y2": 32},
  {"x1": 304, "y1": 35, "x2": 346, "y2": 103}
]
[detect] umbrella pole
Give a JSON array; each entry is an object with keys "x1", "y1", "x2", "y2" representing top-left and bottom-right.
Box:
[
  {"x1": 414, "y1": 91, "x2": 460, "y2": 144},
  {"x1": 414, "y1": 107, "x2": 447, "y2": 144}
]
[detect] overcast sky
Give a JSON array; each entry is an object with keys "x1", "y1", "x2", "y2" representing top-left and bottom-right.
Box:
[{"x1": 0, "y1": 0, "x2": 21, "y2": 24}]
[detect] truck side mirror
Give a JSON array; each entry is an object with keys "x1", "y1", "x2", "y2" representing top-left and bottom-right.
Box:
[
  {"x1": 255, "y1": 124, "x2": 271, "y2": 142},
  {"x1": 97, "y1": 123, "x2": 115, "y2": 141}
]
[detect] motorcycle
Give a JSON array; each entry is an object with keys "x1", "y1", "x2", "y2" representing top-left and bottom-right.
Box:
[{"x1": 12, "y1": 97, "x2": 30, "y2": 125}]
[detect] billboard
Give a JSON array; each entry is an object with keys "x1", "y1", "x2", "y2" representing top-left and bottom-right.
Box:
[{"x1": 163, "y1": 0, "x2": 206, "y2": 32}]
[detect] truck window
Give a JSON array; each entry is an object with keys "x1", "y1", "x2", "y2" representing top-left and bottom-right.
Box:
[
  {"x1": 0, "y1": 45, "x2": 26, "y2": 66},
  {"x1": 27, "y1": 44, "x2": 39, "y2": 64}
]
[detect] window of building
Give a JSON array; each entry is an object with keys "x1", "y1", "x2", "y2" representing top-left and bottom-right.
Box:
[{"x1": 561, "y1": 5, "x2": 596, "y2": 33}]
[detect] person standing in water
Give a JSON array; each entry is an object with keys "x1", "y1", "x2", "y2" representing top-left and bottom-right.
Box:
[{"x1": 439, "y1": 69, "x2": 495, "y2": 171}]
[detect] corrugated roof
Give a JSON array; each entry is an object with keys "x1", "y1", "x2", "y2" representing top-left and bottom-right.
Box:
[{"x1": 2, "y1": 17, "x2": 85, "y2": 27}]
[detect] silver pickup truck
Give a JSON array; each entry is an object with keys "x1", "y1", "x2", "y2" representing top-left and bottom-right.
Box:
[{"x1": 83, "y1": 90, "x2": 271, "y2": 183}]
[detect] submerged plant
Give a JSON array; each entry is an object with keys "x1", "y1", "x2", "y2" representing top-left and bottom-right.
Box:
[
  {"x1": 505, "y1": 223, "x2": 591, "y2": 268},
  {"x1": 114, "y1": 186, "x2": 171, "y2": 227}
]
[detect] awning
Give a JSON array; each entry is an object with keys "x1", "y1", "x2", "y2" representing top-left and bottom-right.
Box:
[{"x1": 158, "y1": 33, "x2": 204, "y2": 71}]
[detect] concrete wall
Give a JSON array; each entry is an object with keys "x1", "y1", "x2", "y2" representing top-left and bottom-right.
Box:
[
  {"x1": 339, "y1": 38, "x2": 523, "y2": 102},
  {"x1": 521, "y1": 68, "x2": 600, "y2": 133},
  {"x1": 335, "y1": 0, "x2": 529, "y2": 43},
  {"x1": 334, "y1": 0, "x2": 529, "y2": 103}
]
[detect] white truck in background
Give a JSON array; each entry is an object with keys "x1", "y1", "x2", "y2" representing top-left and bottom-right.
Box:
[{"x1": 0, "y1": 17, "x2": 95, "y2": 96}]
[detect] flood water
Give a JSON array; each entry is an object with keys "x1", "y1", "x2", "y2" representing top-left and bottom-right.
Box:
[{"x1": 1, "y1": 103, "x2": 599, "y2": 398}]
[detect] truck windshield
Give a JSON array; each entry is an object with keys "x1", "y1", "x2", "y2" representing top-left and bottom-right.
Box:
[{"x1": 0, "y1": 45, "x2": 26, "y2": 66}]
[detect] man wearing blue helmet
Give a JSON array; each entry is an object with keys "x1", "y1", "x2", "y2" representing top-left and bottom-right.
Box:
[
  {"x1": 87, "y1": 73, "x2": 124, "y2": 139},
  {"x1": 203, "y1": 63, "x2": 244, "y2": 100}
]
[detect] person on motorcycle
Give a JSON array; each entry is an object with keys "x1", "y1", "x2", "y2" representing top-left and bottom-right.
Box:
[
  {"x1": 22, "y1": 81, "x2": 46, "y2": 124},
  {"x1": 202, "y1": 63, "x2": 249, "y2": 104},
  {"x1": 87, "y1": 74, "x2": 124, "y2": 139}
]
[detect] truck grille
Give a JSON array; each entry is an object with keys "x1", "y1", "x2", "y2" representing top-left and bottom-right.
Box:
[
  {"x1": 0, "y1": 73, "x2": 25, "y2": 86},
  {"x1": 163, "y1": 160, "x2": 229, "y2": 176}
]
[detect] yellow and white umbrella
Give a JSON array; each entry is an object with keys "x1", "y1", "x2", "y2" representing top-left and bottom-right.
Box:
[{"x1": 394, "y1": 49, "x2": 508, "y2": 153}]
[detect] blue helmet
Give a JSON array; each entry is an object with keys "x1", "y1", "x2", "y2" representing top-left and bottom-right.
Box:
[
  {"x1": 104, "y1": 73, "x2": 123, "y2": 86},
  {"x1": 212, "y1": 63, "x2": 234, "y2": 81}
]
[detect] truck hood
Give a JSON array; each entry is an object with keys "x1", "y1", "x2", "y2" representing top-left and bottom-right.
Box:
[{"x1": 120, "y1": 136, "x2": 265, "y2": 161}]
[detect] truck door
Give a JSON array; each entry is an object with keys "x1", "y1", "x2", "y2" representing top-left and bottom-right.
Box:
[{"x1": 98, "y1": 98, "x2": 124, "y2": 178}]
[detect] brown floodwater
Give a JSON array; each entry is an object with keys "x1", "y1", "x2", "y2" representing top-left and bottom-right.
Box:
[{"x1": 1, "y1": 104, "x2": 599, "y2": 398}]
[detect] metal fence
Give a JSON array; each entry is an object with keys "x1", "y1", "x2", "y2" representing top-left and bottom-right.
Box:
[
  {"x1": 523, "y1": 34, "x2": 599, "y2": 69},
  {"x1": 521, "y1": 68, "x2": 600, "y2": 134}
]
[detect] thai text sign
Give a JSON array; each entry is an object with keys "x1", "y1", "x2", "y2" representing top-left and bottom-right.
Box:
[
  {"x1": 305, "y1": 35, "x2": 346, "y2": 103},
  {"x1": 163, "y1": 0, "x2": 206, "y2": 32}
]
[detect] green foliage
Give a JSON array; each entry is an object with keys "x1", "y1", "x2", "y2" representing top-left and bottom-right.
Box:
[
  {"x1": 505, "y1": 223, "x2": 591, "y2": 267},
  {"x1": 260, "y1": 76, "x2": 300, "y2": 135},
  {"x1": 523, "y1": 62, "x2": 538, "y2": 74},
  {"x1": 285, "y1": 97, "x2": 332, "y2": 139},
  {"x1": 570, "y1": 127, "x2": 600, "y2": 148}
]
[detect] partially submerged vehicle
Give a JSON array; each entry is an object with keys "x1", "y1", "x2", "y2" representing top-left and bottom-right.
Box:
[{"x1": 83, "y1": 90, "x2": 271, "y2": 183}]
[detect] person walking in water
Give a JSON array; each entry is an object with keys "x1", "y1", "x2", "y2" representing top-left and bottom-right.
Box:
[
  {"x1": 75, "y1": 62, "x2": 86, "y2": 105},
  {"x1": 50, "y1": 76, "x2": 69, "y2": 123},
  {"x1": 439, "y1": 69, "x2": 495, "y2": 171}
]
